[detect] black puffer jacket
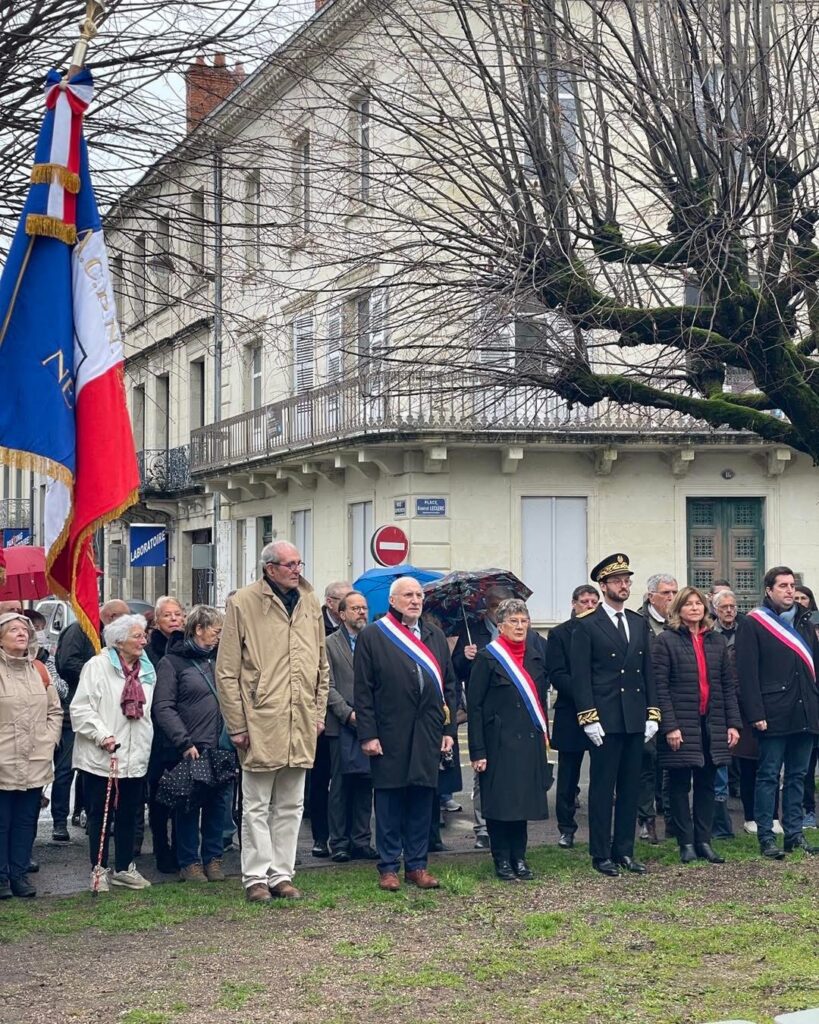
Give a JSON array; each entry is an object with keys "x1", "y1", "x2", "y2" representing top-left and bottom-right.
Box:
[
  {"x1": 653, "y1": 626, "x2": 741, "y2": 769},
  {"x1": 152, "y1": 632, "x2": 223, "y2": 755}
]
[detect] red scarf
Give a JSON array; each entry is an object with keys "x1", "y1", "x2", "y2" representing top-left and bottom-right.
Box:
[
  {"x1": 691, "y1": 630, "x2": 710, "y2": 715},
  {"x1": 118, "y1": 655, "x2": 146, "y2": 720},
  {"x1": 497, "y1": 635, "x2": 526, "y2": 668}
]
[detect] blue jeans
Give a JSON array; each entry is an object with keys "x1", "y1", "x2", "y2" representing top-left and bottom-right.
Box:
[
  {"x1": 175, "y1": 782, "x2": 233, "y2": 868},
  {"x1": 714, "y1": 765, "x2": 729, "y2": 801},
  {"x1": 754, "y1": 732, "x2": 815, "y2": 844},
  {"x1": 0, "y1": 788, "x2": 42, "y2": 881}
]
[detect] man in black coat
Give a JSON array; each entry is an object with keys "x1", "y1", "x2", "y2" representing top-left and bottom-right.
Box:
[
  {"x1": 354, "y1": 576, "x2": 458, "y2": 891},
  {"x1": 736, "y1": 566, "x2": 819, "y2": 859},
  {"x1": 570, "y1": 554, "x2": 660, "y2": 877},
  {"x1": 545, "y1": 584, "x2": 599, "y2": 848}
]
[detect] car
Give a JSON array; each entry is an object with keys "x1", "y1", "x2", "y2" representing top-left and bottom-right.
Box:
[{"x1": 35, "y1": 596, "x2": 156, "y2": 659}]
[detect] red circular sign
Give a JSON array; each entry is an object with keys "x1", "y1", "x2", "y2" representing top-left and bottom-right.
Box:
[{"x1": 371, "y1": 525, "x2": 409, "y2": 567}]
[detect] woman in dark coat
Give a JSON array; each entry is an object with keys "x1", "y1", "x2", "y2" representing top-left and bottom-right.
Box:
[
  {"x1": 653, "y1": 586, "x2": 741, "y2": 864},
  {"x1": 468, "y1": 599, "x2": 550, "y2": 881},
  {"x1": 153, "y1": 605, "x2": 233, "y2": 883}
]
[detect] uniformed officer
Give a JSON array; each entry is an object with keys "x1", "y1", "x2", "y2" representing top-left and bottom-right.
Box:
[{"x1": 570, "y1": 554, "x2": 660, "y2": 877}]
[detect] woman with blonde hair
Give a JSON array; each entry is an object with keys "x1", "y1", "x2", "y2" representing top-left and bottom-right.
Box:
[{"x1": 653, "y1": 586, "x2": 741, "y2": 864}]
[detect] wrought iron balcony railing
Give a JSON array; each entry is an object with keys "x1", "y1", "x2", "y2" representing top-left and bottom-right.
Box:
[
  {"x1": 0, "y1": 498, "x2": 31, "y2": 529},
  {"x1": 137, "y1": 444, "x2": 195, "y2": 494}
]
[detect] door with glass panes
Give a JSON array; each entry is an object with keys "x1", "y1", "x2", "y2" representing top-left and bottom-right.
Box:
[{"x1": 686, "y1": 498, "x2": 764, "y2": 611}]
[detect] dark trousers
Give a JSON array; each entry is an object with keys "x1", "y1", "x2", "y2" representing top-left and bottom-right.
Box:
[
  {"x1": 176, "y1": 781, "x2": 233, "y2": 869},
  {"x1": 667, "y1": 720, "x2": 717, "y2": 846},
  {"x1": 804, "y1": 744, "x2": 818, "y2": 814},
  {"x1": 588, "y1": 731, "x2": 643, "y2": 862},
  {"x1": 755, "y1": 732, "x2": 815, "y2": 844},
  {"x1": 485, "y1": 818, "x2": 528, "y2": 861},
  {"x1": 148, "y1": 774, "x2": 176, "y2": 865},
  {"x1": 327, "y1": 737, "x2": 373, "y2": 854},
  {"x1": 309, "y1": 732, "x2": 331, "y2": 845},
  {"x1": 51, "y1": 722, "x2": 75, "y2": 826},
  {"x1": 374, "y1": 785, "x2": 435, "y2": 875},
  {"x1": 637, "y1": 737, "x2": 658, "y2": 821},
  {"x1": 83, "y1": 771, "x2": 145, "y2": 872},
  {"x1": 555, "y1": 751, "x2": 584, "y2": 835},
  {"x1": 0, "y1": 788, "x2": 42, "y2": 882}
]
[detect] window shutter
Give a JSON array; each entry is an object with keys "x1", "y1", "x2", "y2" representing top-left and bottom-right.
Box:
[
  {"x1": 369, "y1": 289, "x2": 388, "y2": 356},
  {"x1": 327, "y1": 307, "x2": 343, "y2": 381},
  {"x1": 293, "y1": 315, "x2": 315, "y2": 394}
]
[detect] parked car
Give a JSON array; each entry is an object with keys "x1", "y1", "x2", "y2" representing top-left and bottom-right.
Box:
[{"x1": 35, "y1": 596, "x2": 156, "y2": 660}]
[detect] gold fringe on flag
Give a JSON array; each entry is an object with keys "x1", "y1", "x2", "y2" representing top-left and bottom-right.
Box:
[
  {"x1": 30, "y1": 163, "x2": 81, "y2": 194},
  {"x1": 25, "y1": 214, "x2": 76, "y2": 245}
]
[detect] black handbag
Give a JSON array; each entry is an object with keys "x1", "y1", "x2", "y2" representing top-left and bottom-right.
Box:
[{"x1": 338, "y1": 725, "x2": 371, "y2": 776}]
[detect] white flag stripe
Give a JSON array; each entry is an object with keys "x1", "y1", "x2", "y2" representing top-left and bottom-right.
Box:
[
  {"x1": 44, "y1": 478, "x2": 71, "y2": 552},
  {"x1": 47, "y1": 91, "x2": 72, "y2": 221},
  {"x1": 72, "y1": 230, "x2": 123, "y2": 397}
]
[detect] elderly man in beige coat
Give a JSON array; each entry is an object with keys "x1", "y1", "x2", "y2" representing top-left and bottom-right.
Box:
[{"x1": 216, "y1": 540, "x2": 329, "y2": 902}]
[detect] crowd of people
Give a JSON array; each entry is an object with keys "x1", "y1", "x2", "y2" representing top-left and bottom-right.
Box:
[{"x1": 0, "y1": 543, "x2": 816, "y2": 899}]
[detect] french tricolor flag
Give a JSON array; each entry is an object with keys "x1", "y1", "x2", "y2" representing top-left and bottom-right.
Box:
[{"x1": 0, "y1": 68, "x2": 138, "y2": 646}]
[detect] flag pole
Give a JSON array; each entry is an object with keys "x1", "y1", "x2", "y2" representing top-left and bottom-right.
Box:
[{"x1": 67, "y1": 1, "x2": 106, "y2": 78}]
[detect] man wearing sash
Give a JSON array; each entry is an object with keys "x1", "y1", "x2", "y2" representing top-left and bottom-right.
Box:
[
  {"x1": 570, "y1": 553, "x2": 660, "y2": 877},
  {"x1": 736, "y1": 566, "x2": 819, "y2": 859},
  {"x1": 354, "y1": 577, "x2": 458, "y2": 891}
]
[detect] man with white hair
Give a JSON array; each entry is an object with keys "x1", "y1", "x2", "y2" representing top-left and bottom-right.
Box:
[
  {"x1": 217, "y1": 540, "x2": 329, "y2": 902},
  {"x1": 354, "y1": 576, "x2": 458, "y2": 892}
]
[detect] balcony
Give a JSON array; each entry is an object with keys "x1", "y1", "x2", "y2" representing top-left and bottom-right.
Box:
[
  {"x1": 188, "y1": 369, "x2": 736, "y2": 476},
  {"x1": 0, "y1": 499, "x2": 31, "y2": 529},
  {"x1": 137, "y1": 444, "x2": 197, "y2": 495}
]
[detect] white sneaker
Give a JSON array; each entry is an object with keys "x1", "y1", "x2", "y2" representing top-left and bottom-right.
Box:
[
  {"x1": 109, "y1": 862, "x2": 152, "y2": 889},
  {"x1": 743, "y1": 821, "x2": 758, "y2": 834},
  {"x1": 90, "y1": 867, "x2": 110, "y2": 893},
  {"x1": 772, "y1": 820, "x2": 784, "y2": 835}
]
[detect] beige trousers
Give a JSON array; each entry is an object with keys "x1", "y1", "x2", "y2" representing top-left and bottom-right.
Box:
[{"x1": 240, "y1": 766, "x2": 306, "y2": 889}]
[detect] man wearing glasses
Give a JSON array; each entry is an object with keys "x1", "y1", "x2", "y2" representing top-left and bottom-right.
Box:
[{"x1": 217, "y1": 540, "x2": 329, "y2": 903}]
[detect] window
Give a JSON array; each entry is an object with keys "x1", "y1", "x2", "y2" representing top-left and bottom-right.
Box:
[
  {"x1": 293, "y1": 315, "x2": 315, "y2": 394},
  {"x1": 357, "y1": 289, "x2": 388, "y2": 364},
  {"x1": 290, "y1": 508, "x2": 313, "y2": 582},
  {"x1": 357, "y1": 95, "x2": 371, "y2": 201},
  {"x1": 531, "y1": 68, "x2": 579, "y2": 183},
  {"x1": 521, "y1": 497, "x2": 587, "y2": 621},
  {"x1": 294, "y1": 136, "x2": 310, "y2": 236},
  {"x1": 189, "y1": 360, "x2": 205, "y2": 431},
  {"x1": 110, "y1": 254, "x2": 124, "y2": 312},
  {"x1": 245, "y1": 170, "x2": 261, "y2": 264},
  {"x1": 326, "y1": 307, "x2": 343, "y2": 381},
  {"x1": 190, "y1": 189, "x2": 205, "y2": 270},
  {"x1": 155, "y1": 214, "x2": 171, "y2": 290},
  {"x1": 132, "y1": 384, "x2": 146, "y2": 451},
  {"x1": 249, "y1": 344, "x2": 263, "y2": 409},
  {"x1": 133, "y1": 234, "x2": 147, "y2": 321},
  {"x1": 349, "y1": 500, "x2": 375, "y2": 578},
  {"x1": 156, "y1": 375, "x2": 170, "y2": 450}
]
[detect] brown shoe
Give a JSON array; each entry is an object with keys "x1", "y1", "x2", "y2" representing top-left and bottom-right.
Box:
[
  {"x1": 245, "y1": 882, "x2": 272, "y2": 903},
  {"x1": 379, "y1": 872, "x2": 401, "y2": 892},
  {"x1": 270, "y1": 880, "x2": 303, "y2": 900},
  {"x1": 404, "y1": 868, "x2": 440, "y2": 889},
  {"x1": 179, "y1": 863, "x2": 208, "y2": 883},
  {"x1": 203, "y1": 858, "x2": 225, "y2": 882}
]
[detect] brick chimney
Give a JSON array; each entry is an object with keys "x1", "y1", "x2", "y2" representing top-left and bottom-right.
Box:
[{"x1": 185, "y1": 54, "x2": 246, "y2": 133}]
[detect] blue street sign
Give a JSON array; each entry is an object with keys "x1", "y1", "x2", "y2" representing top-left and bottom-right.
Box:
[
  {"x1": 2, "y1": 528, "x2": 31, "y2": 546},
  {"x1": 415, "y1": 497, "x2": 447, "y2": 517},
  {"x1": 130, "y1": 524, "x2": 167, "y2": 567}
]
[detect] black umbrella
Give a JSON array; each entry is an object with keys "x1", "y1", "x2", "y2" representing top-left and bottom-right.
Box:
[{"x1": 422, "y1": 569, "x2": 532, "y2": 640}]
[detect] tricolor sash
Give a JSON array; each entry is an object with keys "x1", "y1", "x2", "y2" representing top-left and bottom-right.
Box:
[
  {"x1": 486, "y1": 639, "x2": 549, "y2": 737},
  {"x1": 375, "y1": 613, "x2": 449, "y2": 720},
  {"x1": 747, "y1": 607, "x2": 817, "y2": 682}
]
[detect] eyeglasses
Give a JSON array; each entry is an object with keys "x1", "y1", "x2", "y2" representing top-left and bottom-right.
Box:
[{"x1": 272, "y1": 560, "x2": 304, "y2": 571}]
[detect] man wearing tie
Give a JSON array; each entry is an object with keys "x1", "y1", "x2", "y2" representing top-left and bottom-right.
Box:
[{"x1": 570, "y1": 554, "x2": 660, "y2": 877}]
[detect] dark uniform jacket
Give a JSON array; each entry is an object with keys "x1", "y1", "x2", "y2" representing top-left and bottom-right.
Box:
[
  {"x1": 467, "y1": 635, "x2": 550, "y2": 821},
  {"x1": 653, "y1": 626, "x2": 741, "y2": 769},
  {"x1": 322, "y1": 606, "x2": 340, "y2": 637},
  {"x1": 451, "y1": 617, "x2": 494, "y2": 685},
  {"x1": 545, "y1": 616, "x2": 588, "y2": 752},
  {"x1": 354, "y1": 612, "x2": 458, "y2": 789},
  {"x1": 736, "y1": 600, "x2": 819, "y2": 737},
  {"x1": 152, "y1": 631, "x2": 224, "y2": 755},
  {"x1": 324, "y1": 627, "x2": 356, "y2": 738},
  {"x1": 569, "y1": 604, "x2": 659, "y2": 733}
]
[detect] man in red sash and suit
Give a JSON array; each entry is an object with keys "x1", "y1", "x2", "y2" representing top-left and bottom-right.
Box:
[
  {"x1": 736, "y1": 565, "x2": 819, "y2": 859},
  {"x1": 354, "y1": 577, "x2": 458, "y2": 891}
]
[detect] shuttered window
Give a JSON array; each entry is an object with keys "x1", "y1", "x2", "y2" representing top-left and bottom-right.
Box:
[
  {"x1": 521, "y1": 497, "x2": 587, "y2": 622},
  {"x1": 293, "y1": 315, "x2": 315, "y2": 394}
]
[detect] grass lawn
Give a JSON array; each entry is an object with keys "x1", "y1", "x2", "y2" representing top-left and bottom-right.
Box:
[{"x1": 0, "y1": 835, "x2": 817, "y2": 1024}]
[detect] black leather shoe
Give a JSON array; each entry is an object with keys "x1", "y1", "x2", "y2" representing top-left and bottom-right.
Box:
[
  {"x1": 557, "y1": 833, "x2": 574, "y2": 849},
  {"x1": 10, "y1": 875, "x2": 36, "y2": 898},
  {"x1": 512, "y1": 859, "x2": 534, "y2": 880},
  {"x1": 615, "y1": 856, "x2": 647, "y2": 874},
  {"x1": 784, "y1": 834, "x2": 819, "y2": 855},
  {"x1": 52, "y1": 824, "x2": 70, "y2": 843},
  {"x1": 493, "y1": 859, "x2": 517, "y2": 882},
  {"x1": 695, "y1": 843, "x2": 725, "y2": 864},
  {"x1": 0, "y1": 881, "x2": 11, "y2": 900},
  {"x1": 27, "y1": 860, "x2": 39, "y2": 874},
  {"x1": 311, "y1": 841, "x2": 330, "y2": 858},
  {"x1": 474, "y1": 835, "x2": 490, "y2": 850},
  {"x1": 592, "y1": 858, "x2": 620, "y2": 877},
  {"x1": 679, "y1": 844, "x2": 697, "y2": 863},
  {"x1": 760, "y1": 839, "x2": 786, "y2": 860},
  {"x1": 156, "y1": 852, "x2": 178, "y2": 874},
  {"x1": 330, "y1": 850, "x2": 351, "y2": 863},
  {"x1": 428, "y1": 840, "x2": 449, "y2": 853}
]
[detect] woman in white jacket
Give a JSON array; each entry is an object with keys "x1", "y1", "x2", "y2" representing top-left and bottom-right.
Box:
[{"x1": 71, "y1": 614, "x2": 155, "y2": 892}]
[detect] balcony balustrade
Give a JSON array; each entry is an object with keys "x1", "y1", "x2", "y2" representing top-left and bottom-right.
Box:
[
  {"x1": 137, "y1": 444, "x2": 195, "y2": 494},
  {"x1": 0, "y1": 498, "x2": 31, "y2": 529}
]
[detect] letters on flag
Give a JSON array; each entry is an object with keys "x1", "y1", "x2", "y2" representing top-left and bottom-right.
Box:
[{"x1": 0, "y1": 68, "x2": 139, "y2": 646}]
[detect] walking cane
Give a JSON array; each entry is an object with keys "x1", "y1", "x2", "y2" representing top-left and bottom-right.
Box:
[{"x1": 92, "y1": 745, "x2": 120, "y2": 897}]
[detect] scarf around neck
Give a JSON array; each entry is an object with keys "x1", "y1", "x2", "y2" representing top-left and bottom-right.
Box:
[
  {"x1": 118, "y1": 653, "x2": 146, "y2": 720},
  {"x1": 497, "y1": 634, "x2": 526, "y2": 668}
]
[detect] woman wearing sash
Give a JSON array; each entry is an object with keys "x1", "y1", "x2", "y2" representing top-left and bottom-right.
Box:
[
  {"x1": 653, "y1": 587, "x2": 741, "y2": 864},
  {"x1": 467, "y1": 599, "x2": 550, "y2": 881}
]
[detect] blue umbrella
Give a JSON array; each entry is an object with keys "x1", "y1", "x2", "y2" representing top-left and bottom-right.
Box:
[{"x1": 353, "y1": 564, "x2": 444, "y2": 620}]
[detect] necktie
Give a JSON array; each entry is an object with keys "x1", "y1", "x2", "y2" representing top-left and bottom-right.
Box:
[{"x1": 615, "y1": 612, "x2": 627, "y2": 643}]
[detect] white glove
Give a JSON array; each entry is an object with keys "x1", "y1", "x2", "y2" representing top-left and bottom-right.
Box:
[
  {"x1": 644, "y1": 720, "x2": 659, "y2": 743},
  {"x1": 584, "y1": 722, "x2": 605, "y2": 747}
]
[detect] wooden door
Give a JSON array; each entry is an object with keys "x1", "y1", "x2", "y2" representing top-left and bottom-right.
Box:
[{"x1": 687, "y1": 498, "x2": 765, "y2": 611}]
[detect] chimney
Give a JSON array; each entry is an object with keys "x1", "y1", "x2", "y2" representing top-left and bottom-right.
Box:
[
  {"x1": 315, "y1": 0, "x2": 331, "y2": 9},
  {"x1": 185, "y1": 53, "x2": 246, "y2": 133}
]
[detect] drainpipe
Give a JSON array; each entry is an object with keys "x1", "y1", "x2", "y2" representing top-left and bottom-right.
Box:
[{"x1": 212, "y1": 145, "x2": 223, "y2": 605}]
